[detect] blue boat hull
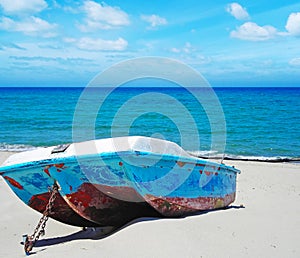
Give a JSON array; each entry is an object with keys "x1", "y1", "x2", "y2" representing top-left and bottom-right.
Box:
[
  {"x1": 0, "y1": 137, "x2": 240, "y2": 227},
  {"x1": 0, "y1": 166, "x2": 99, "y2": 227},
  {"x1": 34, "y1": 152, "x2": 238, "y2": 224}
]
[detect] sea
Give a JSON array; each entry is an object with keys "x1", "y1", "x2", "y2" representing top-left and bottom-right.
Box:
[{"x1": 0, "y1": 86, "x2": 299, "y2": 161}]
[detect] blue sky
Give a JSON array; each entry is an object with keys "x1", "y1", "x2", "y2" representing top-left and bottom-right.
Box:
[{"x1": 0, "y1": 0, "x2": 300, "y2": 86}]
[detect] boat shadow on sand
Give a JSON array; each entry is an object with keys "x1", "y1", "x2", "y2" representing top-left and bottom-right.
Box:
[{"x1": 21, "y1": 205, "x2": 244, "y2": 253}]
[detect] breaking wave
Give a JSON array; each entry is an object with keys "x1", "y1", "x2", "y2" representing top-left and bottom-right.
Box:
[
  {"x1": 188, "y1": 151, "x2": 300, "y2": 163},
  {"x1": 0, "y1": 143, "x2": 39, "y2": 152}
]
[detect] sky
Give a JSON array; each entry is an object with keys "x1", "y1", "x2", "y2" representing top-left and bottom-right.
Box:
[{"x1": 0, "y1": 0, "x2": 300, "y2": 87}]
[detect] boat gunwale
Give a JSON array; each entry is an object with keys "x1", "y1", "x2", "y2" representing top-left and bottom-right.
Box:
[{"x1": 0, "y1": 150, "x2": 240, "y2": 175}]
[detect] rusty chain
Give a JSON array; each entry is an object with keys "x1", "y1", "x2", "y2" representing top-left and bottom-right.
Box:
[{"x1": 24, "y1": 182, "x2": 58, "y2": 255}]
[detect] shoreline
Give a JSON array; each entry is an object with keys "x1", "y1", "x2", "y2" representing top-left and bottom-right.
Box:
[
  {"x1": 0, "y1": 151, "x2": 299, "y2": 257},
  {"x1": 2, "y1": 150, "x2": 300, "y2": 163}
]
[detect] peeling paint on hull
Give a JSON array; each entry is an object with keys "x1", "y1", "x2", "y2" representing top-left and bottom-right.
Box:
[
  {"x1": 145, "y1": 193, "x2": 236, "y2": 217},
  {"x1": 28, "y1": 191, "x2": 99, "y2": 227},
  {"x1": 0, "y1": 137, "x2": 240, "y2": 227},
  {"x1": 64, "y1": 183, "x2": 162, "y2": 227}
]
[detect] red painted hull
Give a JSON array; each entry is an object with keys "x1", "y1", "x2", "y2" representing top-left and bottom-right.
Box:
[
  {"x1": 145, "y1": 193, "x2": 236, "y2": 216},
  {"x1": 28, "y1": 191, "x2": 99, "y2": 227},
  {"x1": 63, "y1": 183, "x2": 162, "y2": 227}
]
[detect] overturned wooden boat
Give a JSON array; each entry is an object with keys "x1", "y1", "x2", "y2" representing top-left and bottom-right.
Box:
[{"x1": 0, "y1": 136, "x2": 240, "y2": 227}]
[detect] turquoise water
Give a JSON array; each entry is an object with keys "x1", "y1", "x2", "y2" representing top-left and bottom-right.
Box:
[{"x1": 0, "y1": 87, "x2": 299, "y2": 159}]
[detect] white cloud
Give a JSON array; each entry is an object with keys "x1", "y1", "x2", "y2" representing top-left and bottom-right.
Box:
[
  {"x1": 72, "y1": 37, "x2": 128, "y2": 51},
  {"x1": 79, "y1": 1, "x2": 130, "y2": 31},
  {"x1": 170, "y1": 47, "x2": 180, "y2": 53},
  {"x1": 170, "y1": 42, "x2": 195, "y2": 54},
  {"x1": 226, "y1": 3, "x2": 250, "y2": 20},
  {"x1": 0, "y1": 16, "x2": 57, "y2": 37},
  {"x1": 0, "y1": 0, "x2": 47, "y2": 14},
  {"x1": 183, "y1": 42, "x2": 193, "y2": 53},
  {"x1": 289, "y1": 57, "x2": 300, "y2": 66},
  {"x1": 63, "y1": 6, "x2": 79, "y2": 14},
  {"x1": 78, "y1": 19, "x2": 112, "y2": 31},
  {"x1": 228, "y1": 11, "x2": 300, "y2": 41},
  {"x1": 63, "y1": 37, "x2": 77, "y2": 43},
  {"x1": 285, "y1": 12, "x2": 300, "y2": 36},
  {"x1": 230, "y1": 22, "x2": 277, "y2": 41},
  {"x1": 141, "y1": 14, "x2": 167, "y2": 29}
]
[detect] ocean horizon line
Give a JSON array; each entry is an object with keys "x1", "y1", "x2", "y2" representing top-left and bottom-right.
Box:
[{"x1": 0, "y1": 85, "x2": 300, "y2": 89}]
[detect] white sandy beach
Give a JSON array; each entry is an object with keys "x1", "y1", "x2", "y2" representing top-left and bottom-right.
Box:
[{"x1": 0, "y1": 151, "x2": 299, "y2": 258}]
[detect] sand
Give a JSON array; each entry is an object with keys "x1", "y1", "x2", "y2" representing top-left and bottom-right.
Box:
[{"x1": 0, "y1": 151, "x2": 299, "y2": 257}]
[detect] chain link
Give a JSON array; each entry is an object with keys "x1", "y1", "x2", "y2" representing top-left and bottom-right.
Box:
[{"x1": 24, "y1": 182, "x2": 58, "y2": 255}]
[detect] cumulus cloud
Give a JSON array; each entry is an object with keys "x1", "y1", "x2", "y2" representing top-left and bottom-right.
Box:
[
  {"x1": 226, "y1": 2, "x2": 250, "y2": 20},
  {"x1": 228, "y1": 10, "x2": 300, "y2": 41},
  {"x1": 67, "y1": 37, "x2": 128, "y2": 51},
  {"x1": 230, "y1": 22, "x2": 277, "y2": 41},
  {"x1": 141, "y1": 14, "x2": 167, "y2": 29},
  {"x1": 285, "y1": 12, "x2": 300, "y2": 36},
  {"x1": 0, "y1": 0, "x2": 47, "y2": 14},
  {"x1": 79, "y1": 1, "x2": 130, "y2": 31},
  {"x1": 0, "y1": 16, "x2": 57, "y2": 37}
]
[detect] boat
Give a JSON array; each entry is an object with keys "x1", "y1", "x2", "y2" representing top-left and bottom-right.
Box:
[
  {"x1": 0, "y1": 149, "x2": 98, "y2": 227},
  {"x1": 0, "y1": 136, "x2": 240, "y2": 227}
]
